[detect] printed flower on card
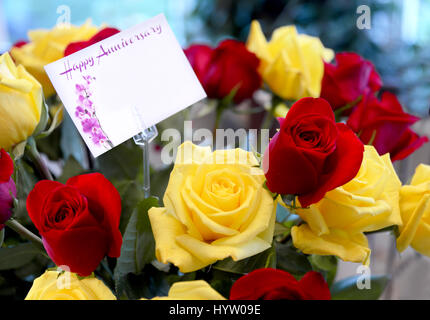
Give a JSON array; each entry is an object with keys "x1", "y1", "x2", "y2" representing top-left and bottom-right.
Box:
[{"x1": 74, "y1": 76, "x2": 112, "y2": 149}]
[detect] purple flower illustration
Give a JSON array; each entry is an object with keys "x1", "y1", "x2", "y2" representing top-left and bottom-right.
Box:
[
  {"x1": 74, "y1": 76, "x2": 113, "y2": 150},
  {"x1": 81, "y1": 118, "x2": 99, "y2": 133}
]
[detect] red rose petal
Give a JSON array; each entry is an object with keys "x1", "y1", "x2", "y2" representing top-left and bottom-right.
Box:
[
  {"x1": 264, "y1": 132, "x2": 318, "y2": 195},
  {"x1": 27, "y1": 180, "x2": 64, "y2": 232},
  {"x1": 0, "y1": 149, "x2": 13, "y2": 183},
  {"x1": 42, "y1": 226, "x2": 110, "y2": 276},
  {"x1": 230, "y1": 268, "x2": 301, "y2": 300},
  {"x1": 64, "y1": 27, "x2": 120, "y2": 56},
  {"x1": 299, "y1": 271, "x2": 331, "y2": 300},
  {"x1": 391, "y1": 129, "x2": 429, "y2": 162},
  {"x1": 230, "y1": 269, "x2": 330, "y2": 300},
  {"x1": 298, "y1": 123, "x2": 364, "y2": 207},
  {"x1": 66, "y1": 173, "x2": 122, "y2": 257}
]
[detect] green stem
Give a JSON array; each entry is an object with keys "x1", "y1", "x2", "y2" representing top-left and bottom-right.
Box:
[
  {"x1": 213, "y1": 104, "x2": 225, "y2": 139},
  {"x1": 261, "y1": 111, "x2": 274, "y2": 130},
  {"x1": 26, "y1": 137, "x2": 54, "y2": 181},
  {"x1": 5, "y1": 219, "x2": 46, "y2": 253},
  {"x1": 334, "y1": 95, "x2": 363, "y2": 121}
]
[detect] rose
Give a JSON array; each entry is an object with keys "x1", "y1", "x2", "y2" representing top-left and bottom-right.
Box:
[
  {"x1": 65, "y1": 27, "x2": 120, "y2": 56},
  {"x1": 27, "y1": 173, "x2": 122, "y2": 276},
  {"x1": 291, "y1": 145, "x2": 402, "y2": 264},
  {"x1": 184, "y1": 39, "x2": 261, "y2": 103},
  {"x1": 25, "y1": 270, "x2": 116, "y2": 300},
  {"x1": 0, "y1": 149, "x2": 16, "y2": 229},
  {"x1": 143, "y1": 281, "x2": 225, "y2": 300},
  {"x1": 10, "y1": 21, "x2": 99, "y2": 97},
  {"x1": 397, "y1": 164, "x2": 430, "y2": 256},
  {"x1": 0, "y1": 52, "x2": 43, "y2": 150},
  {"x1": 321, "y1": 52, "x2": 382, "y2": 113},
  {"x1": 246, "y1": 20, "x2": 334, "y2": 100},
  {"x1": 230, "y1": 269, "x2": 330, "y2": 300},
  {"x1": 347, "y1": 91, "x2": 428, "y2": 161},
  {"x1": 263, "y1": 97, "x2": 364, "y2": 207},
  {"x1": 148, "y1": 141, "x2": 276, "y2": 273}
]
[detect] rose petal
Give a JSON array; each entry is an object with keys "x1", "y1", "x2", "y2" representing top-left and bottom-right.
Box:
[
  {"x1": 298, "y1": 123, "x2": 364, "y2": 207},
  {"x1": 66, "y1": 173, "x2": 122, "y2": 257},
  {"x1": 27, "y1": 180, "x2": 64, "y2": 232},
  {"x1": 0, "y1": 149, "x2": 13, "y2": 183},
  {"x1": 299, "y1": 271, "x2": 331, "y2": 300}
]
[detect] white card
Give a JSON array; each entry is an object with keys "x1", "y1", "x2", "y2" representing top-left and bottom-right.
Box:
[{"x1": 45, "y1": 14, "x2": 206, "y2": 157}]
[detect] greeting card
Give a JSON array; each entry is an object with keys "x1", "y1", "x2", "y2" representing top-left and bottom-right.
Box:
[{"x1": 45, "y1": 14, "x2": 206, "y2": 157}]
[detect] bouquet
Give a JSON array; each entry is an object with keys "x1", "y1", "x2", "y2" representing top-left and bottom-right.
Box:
[{"x1": 0, "y1": 18, "x2": 428, "y2": 301}]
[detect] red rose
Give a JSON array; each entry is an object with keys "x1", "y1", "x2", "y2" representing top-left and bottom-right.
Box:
[
  {"x1": 263, "y1": 97, "x2": 364, "y2": 207},
  {"x1": 184, "y1": 39, "x2": 261, "y2": 103},
  {"x1": 27, "y1": 173, "x2": 122, "y2": 276},
  {"x1": 11, "y1": 40, "x2": 28, "y2": 49},
  {"x1": 321, "y1": 52, "x2": 382, "y2": 113},
  {"x1": 230, "y1": 269, "x2": 331, "y2": 300},
  {"x1": 64, "y1": 27, "x2": 120, "y2": 56},
  {"x1": 347, "y1": 91, "x2": 428, "y2": 161},
  {"x1": 0, "y1": 149, "x2": 16, "y2": 230}
]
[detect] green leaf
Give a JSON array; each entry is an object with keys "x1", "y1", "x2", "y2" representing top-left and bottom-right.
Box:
[
  {"x1": 37, "y1": 105, "x2": 63, "y2": 139},
  {"x1": 149, "y1": 165, "x2": 173, "y2": 205},
  {"x1": 275, "y1": 240, "x2": 312, "y2": 278},
  {"x1": 58, "y1": 156, "x2": 85, "y2": 184},
  {"x1": 115, "y1": 180, "x2": 146, "y2": 234},
  {"x1": 13, "y1": 159, "x2": 38, "y2": 224},
  {"x1": 114, "y1": 196, "x2": 159, "y2": 297},
  {"x1": 331, "y1": 275, "x2": 389, "y2": 300},
  {"x1": 60, "y1": 113, "x2": 87, "y2": 168},
  {"x1": 213, "y1": 245, "x2": 276, "y2": 275},
  {"x1": 10, "y1": 141, "x2": 27, "y2": 161},
  {"x1": 0, "y1": 243, "x2": 40, "y2": 270},
  {"x1": 32, "y1": 100, "x2": 49, "y2": 137},
  {"x1": 97, "y1": 140, "x2": 142, "y2": 181},
  {"x1": 308, "y1": 255, "x2": 338, "y2": 286},
  {"x1": 0, "y1": 229, "x2": 4, "y2": 247}
]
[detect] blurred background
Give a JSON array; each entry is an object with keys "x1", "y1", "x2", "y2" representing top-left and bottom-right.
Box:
[{"x1": 1, "y1": 0, "x2": 430, "y2": 299}]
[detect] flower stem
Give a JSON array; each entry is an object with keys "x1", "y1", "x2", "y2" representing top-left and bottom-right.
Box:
[
  {"x1": 26, "y1": 137, "x2": 54, "y2": 181},
  {"x1": 334, "y1": 95, "x2": 363, "y2": 121},
  {"x1": 5, "y1": 219, "x2": 46, "y2": 253},
  {"x1": 261, "y1": 111, "x2": 274, "y2": 130}
]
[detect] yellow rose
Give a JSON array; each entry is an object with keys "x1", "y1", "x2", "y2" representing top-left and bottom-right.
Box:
[
  {"x1": 0, "y1": 52, "x2": 42, "y2": 150},
  {"x1": 273, "y1": 102, "x2": 289, "y2": 118},
  {"x1": 148, "y1": 141, "x2": 276, "y2": 273},
  {"x1": 291, "y1": 145, "x2": 402, "y2": 264},
  {"x1": 143, "y1": 281, "x2": 226, "y2": 300},
  {"x1": 25, "y1": 270, "x2": 116, "y2": 300},
  {"x1": 397, "y1": 164, "x2": 430, "y2": 256},
  {"x1": 246, "y1": 20, "x2": 334, "y2": 101},
  {"x1": 11, "y1": 21, "x2": 99, "y2": 97}
]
